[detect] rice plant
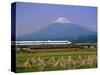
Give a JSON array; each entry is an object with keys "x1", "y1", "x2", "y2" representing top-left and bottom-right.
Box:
[
  {"x1": 22, "y1": 55, "x2": 97, "y2": 71},
  {"x1": 66, "y1": 56, "x2": 76, "y2": 69},
  {"x1": 36, "y1": 57, "x2": 47, "y2": 71},
  {"x1": 31, "y1": 57, "x2": 36, "y2": 64},
  {"x1": 47, "y1": 56, "x2": 56, "y2": 65},
  {"x1": 23, "y1": 58, "x2": 32, "y2": 69}
]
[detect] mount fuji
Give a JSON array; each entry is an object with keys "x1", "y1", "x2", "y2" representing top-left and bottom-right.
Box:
[{"x1": 17, "y1": 17, "x2": 97, "y2": 43}]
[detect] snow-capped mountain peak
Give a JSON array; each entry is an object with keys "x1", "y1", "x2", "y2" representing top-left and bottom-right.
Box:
[{"x1": 53, "y1": 17, "x2": 71, "y2": 24}]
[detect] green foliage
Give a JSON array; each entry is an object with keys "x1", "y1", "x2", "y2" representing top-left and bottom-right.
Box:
[{"x1": 16, "y1": 48, "x2": 97, "y2": 73}]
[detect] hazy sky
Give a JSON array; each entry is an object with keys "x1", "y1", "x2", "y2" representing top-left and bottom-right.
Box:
[{"x1": 16, "y1": 2, "x2": 97, "y2": 37}]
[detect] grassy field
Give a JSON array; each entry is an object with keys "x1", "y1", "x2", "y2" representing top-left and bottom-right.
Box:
[{"x1": 16, "y1": 48, "x2": 97, "y2": 73}]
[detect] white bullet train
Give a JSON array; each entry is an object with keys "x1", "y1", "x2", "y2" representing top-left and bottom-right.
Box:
[{"x1": 15, "y1": 40, "x2": 72, "y2": 45}]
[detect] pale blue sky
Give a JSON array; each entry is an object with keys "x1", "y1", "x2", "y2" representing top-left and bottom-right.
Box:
[{"x1": 15, "y1": 2, "x2": 97, "y2": 37}]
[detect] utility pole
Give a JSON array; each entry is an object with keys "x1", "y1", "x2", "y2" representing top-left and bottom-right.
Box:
[{"x1": 74, "y1": 32, "x2": 77, "y2": 43}]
